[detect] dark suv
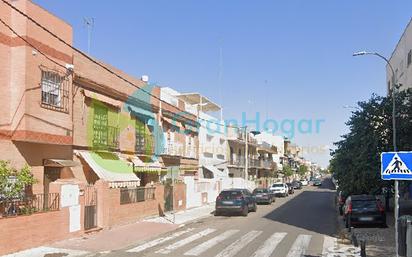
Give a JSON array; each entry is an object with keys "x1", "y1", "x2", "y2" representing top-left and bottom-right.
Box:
[
  {"x1": 215, "y1": 189, "x2": 257, "y2": 216},
  {"x1": 343, "y1": 195, "x2": 386, "y2": 228}
]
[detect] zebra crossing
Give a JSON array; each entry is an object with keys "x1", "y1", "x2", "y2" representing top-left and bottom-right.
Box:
[{"x1": 126, "y1": 227, "x2": 358, "y2": 257}]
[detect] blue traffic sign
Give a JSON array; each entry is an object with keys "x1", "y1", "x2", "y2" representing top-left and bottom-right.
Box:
[{"x1": 381, "y1": 152, "x2": 412, "y2": 180}]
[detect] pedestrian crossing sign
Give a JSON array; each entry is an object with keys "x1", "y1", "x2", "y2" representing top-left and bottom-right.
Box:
[{"x1": 381, "y1": 152, "x2": 412, "y2": 180}]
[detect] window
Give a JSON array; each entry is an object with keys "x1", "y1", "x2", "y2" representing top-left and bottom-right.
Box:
[
  {"x1": 206, "y1": 135, "x2": 213, "y2": 142},
  {"x1": 41, "y1": 70, "x2": 69, "y2": 112},
  {"x1": 135, "y1": 118, "x2": 154, "y2": 154},
  {"x1": 93, "y1": 104, "x2": 109, "y2": 148},
  {"x1": 135, "y1": 119, "x2": 146, "y2": 153},
  {"x1": 408, "y1": 50, "x2": 412, "y2": 67}
]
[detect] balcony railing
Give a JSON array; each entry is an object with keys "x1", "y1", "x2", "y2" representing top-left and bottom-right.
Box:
[
  {"x1": 0, "y1": 193, "x2": 60, "y2": 218},
  {"x1": 229, "y1": 156, "x2": 245, "y2": 167},
  {"x1": 161, "y1": 142, "x2": 184, "y2": 156},
  {"x1": 185, "y1": 146, "x2": 197, "y2": 159},
  {"x1": 93, "y1": 125, "x2": 120, "y2": 149},
  {"x1": 135, "y1": 136, "x2": 155, "y2": 155},
  {"x1": 248, "y1": 158, "x2": 259, "y2": 167},
  {"x1": 260, "y1": 159, "x2": 273, "y2": 169}
]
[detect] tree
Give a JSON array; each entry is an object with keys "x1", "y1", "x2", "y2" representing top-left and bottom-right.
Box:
[
  {"x1": 282, "y1": 164, "x2": 293, "y2": 178},
  {"x1": 330, "y1": 90, "x2": 412, "y2": 195},
  {"x1": 0, "y1": 161, "x2": 37, "y2": 201},
  {"x1": 297, "y1": 165, "x2": 308, "y2": 177}
]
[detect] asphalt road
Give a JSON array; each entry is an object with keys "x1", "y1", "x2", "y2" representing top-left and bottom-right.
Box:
[{"x1": 102, "y1": 178, "x2": 339, "y2": 257}]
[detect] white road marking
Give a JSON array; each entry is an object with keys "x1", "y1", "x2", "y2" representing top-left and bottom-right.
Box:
[
  {"x1": 215, "y1": 230, "x2": 263, "y2": 257},
  {"x1": 184, "y1": 229, "x2": 239, "y2": 256},
  {"x1": 322, "y1": 236, "x2": 337, "y2": 256},
  {"x1": 250, "y1": 232, "x2": 287, "y2": 257},
  {"x1": 126, "y1": 228, "x2": 195, "y2": 253},
  {"x1": 156, "y1": 228, "x2": 216, "y2": 254},
  {"x1": 2, "y1": 247, "x2": 88, "y2": 257},
  {"x1": 286, "y1": 234, "x2": 312, "y2": 257}
]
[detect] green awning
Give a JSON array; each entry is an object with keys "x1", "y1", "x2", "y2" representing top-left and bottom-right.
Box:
[
  {"x1": 77, "y1": 151, "x2": 140, "y2": 185},
  {"x1": 126, "y1": 105, "x2": 155, "y2": 120}
]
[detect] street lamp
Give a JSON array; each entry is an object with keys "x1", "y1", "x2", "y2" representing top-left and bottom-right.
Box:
[
  {"x1": 353, "y1": 50, "x2": 400, "y2": 257},
  {"x1": 342, "y1": 105, "x2": 361, "y2": 111}
]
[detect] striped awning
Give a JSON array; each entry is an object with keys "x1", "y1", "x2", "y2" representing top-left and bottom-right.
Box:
[
  {"x1": 76, "y1": 151, "x2": 140, "y2": 187},
  {"x1": 130, "y1": 156, "x2": 163, "y2": 173},
  {"x1": 83, "y1": 90, "x2": 122, "y2": 108}
]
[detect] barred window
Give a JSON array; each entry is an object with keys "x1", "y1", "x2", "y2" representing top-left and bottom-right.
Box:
[{"x1": 41, "y1": 71, "x2": 69, "y2": 112}]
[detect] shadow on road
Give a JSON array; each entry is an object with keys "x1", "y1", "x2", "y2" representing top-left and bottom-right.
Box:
[{"x1": 263, "y1": 178, "x2": 338, "y2": 236}]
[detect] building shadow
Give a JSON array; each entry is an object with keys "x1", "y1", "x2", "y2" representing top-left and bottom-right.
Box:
[{"x1": 263, "y1": 178, "x2": 338, "y2": 237}]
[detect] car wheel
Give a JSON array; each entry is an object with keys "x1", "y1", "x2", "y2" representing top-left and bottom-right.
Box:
[
  {"x1": 381, "y1": 215, "x2": 387, "y2": 227},
  {"x1": 345, "y1": 215, "x2": 351, "y2": 228},
  {"x1": 242, "y1": 207, "x2": 248, "y2": 217},
  {"x1": 252, "y1": 203, "x2": 257, "y2": 212},
  {"x1": 214, "y1": 210, "x2": 220, "y2": 216}
]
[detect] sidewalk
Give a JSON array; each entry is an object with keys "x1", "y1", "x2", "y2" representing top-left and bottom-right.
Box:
[
  {"x1": 3, "y1": 204, "x2": 215, "y2": 257},
  {"x1": 144, "y1": 204, "x2": 215, "y2": 224},
  {"x1": 342, "y1": 198, "x2": 412, "y2": 257}
]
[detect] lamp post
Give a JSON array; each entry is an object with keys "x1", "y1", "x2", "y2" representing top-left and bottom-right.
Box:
[{"x1": 353, "y1": 51, "x2": 399, "y2": 257}]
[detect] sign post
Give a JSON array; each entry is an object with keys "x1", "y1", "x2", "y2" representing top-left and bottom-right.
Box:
[{"x1": 381, "y1": 151, "x2": 412, "y2": 257}]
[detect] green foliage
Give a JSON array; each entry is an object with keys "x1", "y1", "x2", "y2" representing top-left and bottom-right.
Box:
[
  {"x1": 0, "y1": 161, "x2": 37, "y2": 200},
  {"x1": 282, "y1": 164, "x2": 294, "y2": 177},
  {"x1": 298, "y1": 165, "x2": 308, "y2": 176},
  {"x1": 330, "y1": 90, "x2": 412, "y2": 195}
]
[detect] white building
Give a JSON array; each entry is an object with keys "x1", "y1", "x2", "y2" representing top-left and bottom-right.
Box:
[
  {"x1": 177, "y1": 93, "x2": 228, "y2": 179},
  {"x1": 254, "y1": 132, "x2": 285, "y2": 171},
  {"x1": 387, "y1": 18, "x2": 412, "y2": 92}
]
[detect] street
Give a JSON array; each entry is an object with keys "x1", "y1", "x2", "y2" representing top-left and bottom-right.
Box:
[{"x1": 101, "y1": 178, "x2": 339, "y2": 257}]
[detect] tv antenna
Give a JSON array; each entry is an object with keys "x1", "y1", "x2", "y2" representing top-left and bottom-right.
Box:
[{"x1": 83, "y1": 17, "x2": 94, "y2": 55}]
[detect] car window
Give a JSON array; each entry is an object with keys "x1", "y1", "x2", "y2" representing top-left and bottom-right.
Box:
[
  {"x1": 254, "y1": 189, "x2": 268, "y2": 193},
  {"x1": 352, "y1": 200, "x2": 378, "y2": 210},
  {"x1": 220, "y1": 191, "x2": 242, "y2": 199},
  {"x1": 272, "y1": 183, "x2": 283, "y2": 187}
]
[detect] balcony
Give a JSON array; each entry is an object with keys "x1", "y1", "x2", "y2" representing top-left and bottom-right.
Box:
[
  {"x1": 229, "y1": 156, "x2": 245, "y2": 167},
  {"x1": 260, "y1": 159, "x2": 273, "y2": 169},
  {"x1": 92, "y1": 125, "x2": 119, "y2": 149},
  {"x1": 161, "y1": 142, "x2": 184, "y2": 157},
  {"x1": 248, "y1": 158, "x2": 260, "y2": 168},
  {"x1": 184, "y1": 146, "x2": 197, "y2": 159},
  {"x1": 135, "y1": 136, "x2": 155, "y2": 155}
]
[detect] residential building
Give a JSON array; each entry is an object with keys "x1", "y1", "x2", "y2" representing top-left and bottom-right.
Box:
[
  {"x1": 159, "y1": 87, "x2": 199, "y2": 179},
  {"x1": 72, "y1": 52, "x2": 162, "y2": 188},
  {"x1": 227, "y1": 127, "x2": 258, "y2": 179},
  {"x1": 176, "y1": 93, "x2": 228, "y2": 179},
  {"x1": 0, "y1": 0, "x2": 76, "y2": 195},
  {"x1": 387, "y1": 18, "x2": 412, "y2": 92}
]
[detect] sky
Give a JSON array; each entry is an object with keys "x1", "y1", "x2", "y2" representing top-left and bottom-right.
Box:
[{"x1": 32, "y1": 0, "x2": 412, "y2": 167}]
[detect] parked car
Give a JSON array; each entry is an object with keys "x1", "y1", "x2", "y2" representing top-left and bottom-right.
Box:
[
  {"x1": 292, "y1": 181, "x2": 302, "y2": 190},
  {"x1": 215, "y1": 189, "x2": 257, "y2": 216},
  {"x1": 343, "y1": 195, "x2": 386, "y2": 228},
  {"x1": 313, "y1": 179, "x2": 322, "y2": 186},
  {"x1": 286, "y1": 183, "x2": 295, "y2": 194},
  {"x1": 300, "y1": 179, "x2": 308, "y2": 186},
  {"x1": 270, "y1": 183, "x2": 288, "y2": 197},
  {"x1": 253, "y1": 188, "x2": 274, "y2": 204},
  {"x1": 337, "y1": 190, "x2": 348, "y2": 215}
]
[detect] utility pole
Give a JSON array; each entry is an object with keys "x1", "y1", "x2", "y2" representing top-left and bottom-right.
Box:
[
  {"x1": 245, "y1": 127, "x2": 249, "y2": 181},
  {"x1": 84, "y1": 17, "x2": 94, "y2": 55},
  {"x1": 353, "y1": 51, "x2": 400, "y2": 257}
]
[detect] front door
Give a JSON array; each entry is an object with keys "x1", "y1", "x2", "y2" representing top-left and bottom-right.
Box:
[
  {"x1": 84, "y1": 185, "x2": 98, "y2": 230},
  {"x1": 164, "y1": 181, "x2": 174, "y2": 212}
]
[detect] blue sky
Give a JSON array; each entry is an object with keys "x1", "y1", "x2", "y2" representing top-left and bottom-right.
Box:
[{"x1": 33, "y1": 0, "x2": 412, "y2": 167}]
